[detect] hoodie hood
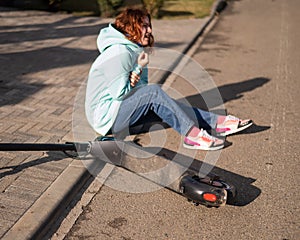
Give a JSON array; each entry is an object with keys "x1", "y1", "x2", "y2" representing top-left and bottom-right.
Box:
[{"x1": 97, "y1": 23, "x2": 140, "y2": 53}]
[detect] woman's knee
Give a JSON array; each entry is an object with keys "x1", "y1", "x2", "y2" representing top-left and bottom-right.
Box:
[
  {"x1": 144, "y1": 84, "x2": 161, "y2": 91},
  {"x1": 145, "y1": 84, "x2": 165, "y2": 96},
  {"x1": 131, "y1": 84, "x2": 164, "y2": 98}
]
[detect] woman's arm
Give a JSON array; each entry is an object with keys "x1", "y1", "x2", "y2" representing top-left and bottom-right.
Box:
[
  {"x1": 103, "y1": 45, "x2": 136, "y2": 99},
  {"x1": 129, "y1": 51, "x2": 149, "y2": 87}
]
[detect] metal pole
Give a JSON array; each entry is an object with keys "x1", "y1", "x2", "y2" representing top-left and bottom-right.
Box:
[{"x1": 0, "y1": 143, "x2": 77, "y2": 151}]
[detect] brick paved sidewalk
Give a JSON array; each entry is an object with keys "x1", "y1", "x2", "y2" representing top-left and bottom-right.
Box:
[
  {"x1": 0, "y1": 8, "x2": 109, "y2": 238},
  {"x1": 0, "y1": 7, "x2": 210, "y2": 238}
]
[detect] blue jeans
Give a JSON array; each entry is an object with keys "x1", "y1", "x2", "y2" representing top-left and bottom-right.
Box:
[{"x1": 111, "y1": 84, "x2": 218, "y2": 138}]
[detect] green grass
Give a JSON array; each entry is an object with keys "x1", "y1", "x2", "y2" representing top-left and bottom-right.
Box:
[
  {"x1": 117, "y1": 0, "x2": 215, "y2": 19},
  {"x1": 159, "y1": 0, "x2": 215, "y2": 19}
]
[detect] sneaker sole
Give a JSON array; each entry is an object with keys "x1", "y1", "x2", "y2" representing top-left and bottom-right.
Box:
[
  {"x1": 183, "y1": 143, "x2": 224, "y2": 151},
  {"x1": 218, "y1": 121, "x2": 253, "y2": 137}
]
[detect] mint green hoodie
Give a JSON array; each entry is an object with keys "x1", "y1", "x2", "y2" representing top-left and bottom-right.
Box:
[{"x1": 85, "y1": 24, "x2": 148, "y2": 135}]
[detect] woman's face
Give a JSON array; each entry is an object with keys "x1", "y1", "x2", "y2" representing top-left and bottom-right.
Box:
[{"x1": 140, "y1": 16, "x2": 152, "y2": 46}]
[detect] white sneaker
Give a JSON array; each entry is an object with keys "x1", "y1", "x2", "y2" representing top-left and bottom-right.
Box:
[
  {"x1": 216, "y1": 115, "x2": 253, "y2": 136},
  {"x1": 183, "y1": 129, "x2": 224, "y2": 151}
]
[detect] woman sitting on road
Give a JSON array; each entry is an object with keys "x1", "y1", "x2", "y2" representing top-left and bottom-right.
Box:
[{"x1": 85, "y1": 8, "x2": 252, "y2": 151}]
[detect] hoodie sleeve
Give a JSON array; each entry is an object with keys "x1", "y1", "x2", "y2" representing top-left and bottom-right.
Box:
[{"x1": 103, "y1": 45, "x2": 135, "y2": 100}]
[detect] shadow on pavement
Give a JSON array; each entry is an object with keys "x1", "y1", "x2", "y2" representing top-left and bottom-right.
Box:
[
  {"x1": 0, "y1": 151, "x2": 70, "y2": 179},
  {"x1": 0, "y1": 15, "x2": 109, "y2": 107},
  {"x1": 0, "y1": 15, "x2": 105, "y2": 44},
  {"x1": 151, "y1": 147, "x2": 261, "y2": 207},
  {"x1": 184, "y1": 77, "x2": 271, "y2": 109},
  {"x1": 0, "y1": 46, "x2": 98, "y2": 107},
  {"x1": 181, "y1": 76, "x2": 271, "y2": 135}
]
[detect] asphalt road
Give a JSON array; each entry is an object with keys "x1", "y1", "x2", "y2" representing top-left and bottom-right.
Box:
[{"x1": 63, "y1": 0, "x2": 299, "y2": 239}]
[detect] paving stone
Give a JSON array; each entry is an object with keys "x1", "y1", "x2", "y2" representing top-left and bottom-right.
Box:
[
  {"x1": 3, "y1": 185, "x2": 39, "y2": 204},
  {"x1": 0, "y1": 218, "x2": 13, "y2": 237}
]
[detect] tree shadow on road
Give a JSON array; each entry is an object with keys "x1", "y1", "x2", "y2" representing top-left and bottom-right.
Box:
[
  {"x1": 182, "y1": 76, "x2": 271, "y2": 135},
  {"x1": 184, "y1": 77, "x2": 270, "y2": 109},
  {"x1": 0, "y1": 14, "x2": 109, "y2": 107},
  {"x1": 0, "y1": 46, "x2": 100, "y2": 106}
]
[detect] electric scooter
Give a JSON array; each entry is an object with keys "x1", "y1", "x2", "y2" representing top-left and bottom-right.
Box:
[{"x1": 0, "y1": 137, "x2": 236, "y2": 207}]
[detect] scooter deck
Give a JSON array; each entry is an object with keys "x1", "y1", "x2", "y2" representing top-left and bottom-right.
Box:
[{"x1": 84, "y1": 139, "x2": 236, "y2": 207}]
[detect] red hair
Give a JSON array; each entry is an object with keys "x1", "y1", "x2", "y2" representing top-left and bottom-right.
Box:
[{"x1": 114, "y1": 8, "x2": 154, "y2": 47}]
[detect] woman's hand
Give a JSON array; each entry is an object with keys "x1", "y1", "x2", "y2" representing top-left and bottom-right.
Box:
[
  {"x1": 129, "y1": 71, "x2": 141, "y2": 87},
  {"x1": 129, "y1": 51, "x2": 149, "y2": 87},
  {"x1": 137, "y1": 51, "x2": 149, "y2": 67}
]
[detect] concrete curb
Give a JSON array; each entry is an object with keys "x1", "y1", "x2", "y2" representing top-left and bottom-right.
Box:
[
  {"x1": 2, "y1": 1, "x2": 227, "y2": 239},
  {"x1": 2, "y1": 160, "x2": 90, "y2": 240}
]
